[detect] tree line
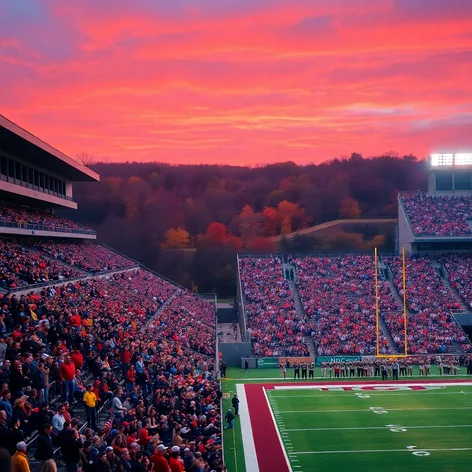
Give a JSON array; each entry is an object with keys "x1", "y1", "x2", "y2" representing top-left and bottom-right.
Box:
[{"x1": 61, "y1": 153, "x2": 426, "y2": 295}]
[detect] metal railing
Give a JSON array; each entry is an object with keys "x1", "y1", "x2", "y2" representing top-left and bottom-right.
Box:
[{"x1": 0, "y1": 220, "x2": 96, "y2": 235}]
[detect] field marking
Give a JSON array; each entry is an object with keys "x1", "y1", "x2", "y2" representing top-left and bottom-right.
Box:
[
  {"x1": 271, "y1": 391, "x2": 469, "y2": 398},
  {"x1": 273, "y1": 381, "x2": 472, "y2": 390},
  {"x1": 276, "y1": 406, "x2": 472, "y2": 413},
  {"x1": 236, "y1": 384, "x2": 259, "y2": 472},
  {"x1": 283, "y1": 424, "x2": 472, "y2": 432},
  {"x1": 229, "y1": 376, "x2": 471, "y2": 381},
  {"x1": 288, "y1": 447, "x2": 472, "y2": 455},
  {"x1": 263, "y1": 387, "x2": 293, "y2": 472}
]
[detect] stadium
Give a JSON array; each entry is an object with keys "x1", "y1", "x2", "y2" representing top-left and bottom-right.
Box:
[{"x1": 0, "y1": 117, "x2": 471, "y2": 472}]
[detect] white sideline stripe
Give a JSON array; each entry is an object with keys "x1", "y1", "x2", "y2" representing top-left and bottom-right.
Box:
[
  {"x1": 230, "y1": 375, "x2": 470, "y2": 381},
  {"x1": 236, "y1": 384, "x2": 259, "y2": 472},
  {"x1": 272, "y1": 391, "x2": 469, "y2": 398},
  {"x1": 284, "y1": 424, "x2": 472, "y2": 432},
  {"x1": 289, "y1": 447, "x2": 472, "y2": 455},
  {"x1": 273, "y1": 381, "x2": 472, "y2": 390},
  {"x1": 277, "y1": 407, "x2": 472, "y2": 414},
  {"x1": 263, "y1": 387, "x2": 293, "y2": 472}
]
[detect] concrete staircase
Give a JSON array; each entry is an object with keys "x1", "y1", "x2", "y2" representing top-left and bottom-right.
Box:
[
  {"x1": 378, "y1": 314, "x2": 401, "y2": 354},
  {"x1": 304, "y1": 334, "x2": 317, "y2": 357}
]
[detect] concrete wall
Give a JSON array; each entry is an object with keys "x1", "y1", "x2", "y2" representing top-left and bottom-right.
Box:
[
  {"x1": 397, "y1": 198, "x2": 415, "y2": 254},
  {"x1": 218, "y1": 342, "x2": 252, "y2": 366},
  {"x1": 0, "y1": 226, "x2": 96, "y2": 239}
]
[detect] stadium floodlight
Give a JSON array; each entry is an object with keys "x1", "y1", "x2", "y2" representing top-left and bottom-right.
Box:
[
  {"x1": 430, "y1": 153, "x2": 453, "y2": 166},
  {"x1": 431, "y1": 153, "x2": 472, "y2": 166},
  {"x1": 454, "y1": 153, "x2": 472, "y2": 166}
]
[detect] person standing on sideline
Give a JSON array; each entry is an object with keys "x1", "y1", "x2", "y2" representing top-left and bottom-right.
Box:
[
  {"x1": 12, "y1": 441, "x2": 30, "y2": 472},
  {"x1": 83, "y1": 385, "x2": 97, "y2": 430},
  {"x1": 244, "y1": 360, "x2": 249, "y2": 372},
  {"x1": 225, "y1": 409, "x2": 235, "y2": 429},
  {"x1": 220, "y1": 361, "x2": 227, "y2": 378},
  {"x1": 301, "y1": 363, "x2": 307, "y2": 379},
  {"x1": 381, "y1": 363, "x2": 388, "y2": 380},
  {"x1": 392, "y1": 360, "x2": 399, "y2": 380},
  {"x1": 280, "y1": 362, "x2": 286, "y2": 379},
  {"x1": 308, "y1": 362, "x2": 315, "y2": 379},
  {"x1": 294, "y1": 363, "x2": 300, "y2": 379},
  {"x1": 232, "y1": 393, "x2": 239, "y2": 416}
]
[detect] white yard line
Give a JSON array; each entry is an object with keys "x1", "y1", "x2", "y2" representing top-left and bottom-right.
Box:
[
  {"x1": 271, "y1": 391, "x2": 470, "y2": 398},
  {"x1": 229, "y1": 375, "x2": 470, "y2": 381},
  {"x1": 272, "y1": 381, "x2": 472, "y2": 390},
  {"x1": 236, "y1": 383, "x2": 259, "y2": 472},
  {"x1": 289, "y1": 447, "x2": 472, "y2": 455},
  {"x1": 277, "y1": 407, "x2": 472, "y2": 414},
  {"x1": 263, "y1": 387, "x2": 293, "y2": 472},
  {"x1": 283, "y1": 424, "x2": 472, "y2": 432}
]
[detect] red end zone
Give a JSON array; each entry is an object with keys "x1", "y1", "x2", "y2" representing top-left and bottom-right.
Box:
[{"x1": 242, "y1": 379, "x2": 472, "y2": 472}]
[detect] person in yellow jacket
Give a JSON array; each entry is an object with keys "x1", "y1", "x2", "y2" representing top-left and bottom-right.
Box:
[{"x1": 12, "y1": 442, "x2": 30, "y2": 472}]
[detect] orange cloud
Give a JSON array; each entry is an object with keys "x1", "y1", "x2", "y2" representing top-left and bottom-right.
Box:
[{"x1": 1, "y1": 0, "x2": 472, "y2": 165}]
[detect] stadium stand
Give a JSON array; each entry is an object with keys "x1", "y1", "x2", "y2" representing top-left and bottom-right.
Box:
[
  {"x1": 0, "y1": 240, "x2": 85, "y2": 289},
  {"x1": 238, "y1": 257, "x2": 309, "y2": 357},
  {"x1": 0, "y1": 203, "x2": 95, "y2": 235},
  {"x1": 32, "y1": 242, "x2": 136, "y2": 273},
  {"x1": 401, "y1": 193, "x2": 472, "y2": 236},
  {"x1": 439, "y1": 253, "x2": 472, "y2": 310},
  {"x1": 0, "y1": 116, "x2": 223, "y2": 472},
  {"x1": 384, "y1": 256, "x2": 470, "y2": 353},
  {"x1": 291, "y1": 255, "x2": 397, "y2": 356}
]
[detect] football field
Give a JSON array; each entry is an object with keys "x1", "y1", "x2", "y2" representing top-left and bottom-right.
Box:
[
  {"x1": 266, "y1": 384, "x2": 472, "y2": 472},
  {"x1": 222, "y1": 368, "x2": 472, "y2": 472}
]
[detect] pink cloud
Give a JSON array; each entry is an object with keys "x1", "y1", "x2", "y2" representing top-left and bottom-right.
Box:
[{"x1": 1, "y1": 0, "x2": 472, "y2": 165}]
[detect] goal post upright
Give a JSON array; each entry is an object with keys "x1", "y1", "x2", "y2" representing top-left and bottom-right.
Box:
[
  {"x1": 374, "y1": 247, "x2": 380, "y2": 357},
  {"x1": 402, "y1": 246, "x2": 408, "y2": 356}
]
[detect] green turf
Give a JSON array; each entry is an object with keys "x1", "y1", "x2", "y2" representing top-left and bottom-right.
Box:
[
  {"x1": 268, "y1": 386, "x2": 472, "y2": 472},
  {"x1": 221, "y1": 366, "x2": 472, "y2": 472}
]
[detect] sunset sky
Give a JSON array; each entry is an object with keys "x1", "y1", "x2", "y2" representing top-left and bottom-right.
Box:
[{"x1": 1, "y1": 0, "x2": 472, "y2": 165}]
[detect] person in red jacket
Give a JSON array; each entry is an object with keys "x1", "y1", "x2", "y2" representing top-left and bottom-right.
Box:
[
  {"x1": 70, "y1": 347, "x2": 84, "y2": 370},
  {"x1": 126, "y1": 365, "x2": 136, "y2": 393},
  {"x1": 138, "y1": 423, "x2": 152, "y2": 447},
  {"x1": 121, "y1": 346, "x2": 132, "y2": 377},
  {"x1": 169, "y1": 446, "x2": 184, "y2": 472},
  {"x1": 150, "y1": 444, "x2": 170, "y2": 472},
  {"x1": 59, "y1": 356, "x2": 76, "y2": 402}
]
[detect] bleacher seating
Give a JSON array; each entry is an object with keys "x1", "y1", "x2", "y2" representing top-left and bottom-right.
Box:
[
  {"x1": 0, "y1": 240, "x2": 84, "y2": 289},
  {"x1": 239, "y1": 257, "x2": 309, "y2": 357},
  {"x1": 0, "y1": 269, "x2": 223, "y2": 471},
  {"x1": 439, "y1": 253, "x2": 472, "y2": 310},
  {"x1": 402, "y1": 193, "x2": 472, "y2": 236},
  {"x1": 291, "y1": 255, "x2": 397, "y2": 355},
  {"x1": 0, "y1": 203, "x2": 95, "y2": 235},
  {"x1": 33, "y1": 242, "x2": 136, "y2": 273},
  {"x1": 384, "y1": 256, "x2": 469, "y2": 353}
]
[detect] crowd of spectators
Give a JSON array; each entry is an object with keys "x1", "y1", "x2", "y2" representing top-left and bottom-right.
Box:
[
  {"x1": 0, "y1": 241, "x2": 84, "y2": 290},
  {"x1": 239, "y1": 257, "x2": 309, "y2": 357},
  {"x1": 384, "y1": 256, "x2": 470, "y2": 353},
  {"x1": 402, "y1": 193, "x2": 472, "y2": 236},
  {"x1": 291, "y1": 255, "x2": 397, "y2": 356},
  {"x1": 33, "y1": 242, "x2": 136, "y2": 273},
  {"x1": 0, "y1": 269, "x2": 223, "y2": 472},
  {"x1": 0, "y1": 203, "x2": 94, "y2": 234},
  {"x1": 152, "y1": 290, "x2": 217, "y2": 357},
  {"x1": 439, "y1": 253, "x2": 472, "y2": 310}
]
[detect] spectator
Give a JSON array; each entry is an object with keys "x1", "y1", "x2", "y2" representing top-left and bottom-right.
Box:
[
  {"x1": 12, "y1": 441, "x2": 30, "y2": 472},
  {"x1": 35, "y1": 423, "x2": 54, "y2": 462}
]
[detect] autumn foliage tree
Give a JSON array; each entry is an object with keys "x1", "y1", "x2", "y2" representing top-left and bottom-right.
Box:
[{"x1": 163, "y1": 227, "x2": 191, "y2": 249}]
